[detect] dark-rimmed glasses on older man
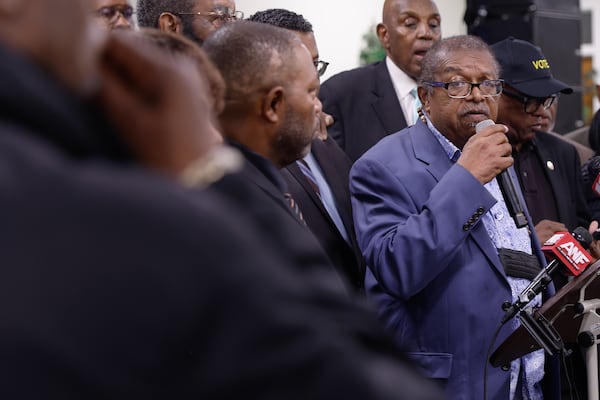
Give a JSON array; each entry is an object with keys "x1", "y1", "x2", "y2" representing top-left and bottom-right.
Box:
[
  {"x1": 422, "y1": 79, "x2": 504, "y2": 99},
  {"x1": 501, "y1": 89, "x2": 556, "y2": 115}
]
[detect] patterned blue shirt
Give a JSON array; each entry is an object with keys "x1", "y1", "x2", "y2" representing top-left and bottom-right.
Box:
[{"x1": 424, "y1": 115, "x2": 545, "y2": 400}]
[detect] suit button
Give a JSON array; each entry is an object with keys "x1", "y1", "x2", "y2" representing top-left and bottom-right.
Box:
[
  {"x1": 463, "y1": 223, "x2": 470, "y2": 231},
  {"x1": 476, "y1": 207, "x2": 485, "y2": 215}
]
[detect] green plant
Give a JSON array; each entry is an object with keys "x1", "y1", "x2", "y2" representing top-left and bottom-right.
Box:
[{"x1": 359, "y1": 25, "x2": 385, "y2": 66}]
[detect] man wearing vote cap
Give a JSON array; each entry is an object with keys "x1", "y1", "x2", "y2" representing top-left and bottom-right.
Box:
[
  {"x1": 492, "y1": 36, "x2": 593, "y2": 399},
  {"x1": 491, "y1": 37, "x2": 591, "y2": 247}
]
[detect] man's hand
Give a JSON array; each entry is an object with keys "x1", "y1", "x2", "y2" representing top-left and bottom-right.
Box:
[
  {"x1": 535, "y1": 219, "x2": 568, "y2": 245},
  {"x1": 587, "y1": 220, "x2": 600, "y2": 260},
  {"x1": 457, "y1": 123, "x2": 513, "y2": 184},
  {"x1": 94, "y1": 32, "x2": 219, "y2": 176},
  {"x1": 316, "y1": 111, "x2": 334, "y2": 141}
]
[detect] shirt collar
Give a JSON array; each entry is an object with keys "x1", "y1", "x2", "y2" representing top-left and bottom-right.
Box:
[
  {"x1": 385, "y1": 56, "x2": 418, "y2": 99},
  {"x1": 422, "y1": 111, "x2": 461, "y2": 163}
]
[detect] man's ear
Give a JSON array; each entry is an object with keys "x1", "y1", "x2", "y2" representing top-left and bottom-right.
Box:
[
  {"x1": 376, "y1": 23, "x2": 389, "y2": 50},
  {"x1": 158, "y1": 12, "x2": 181, "y2": 33},
  {"x1": 262, "y1": 86, "x2": 284, "y2": 123}
]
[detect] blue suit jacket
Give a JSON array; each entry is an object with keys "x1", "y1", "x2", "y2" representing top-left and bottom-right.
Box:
[{"x1": 350, "y1": 120, "x2": 558, "y2": 399}]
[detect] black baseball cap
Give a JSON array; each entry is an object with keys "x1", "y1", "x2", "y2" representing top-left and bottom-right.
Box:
[{"x1": 490, "y1": 37, "x2": 572, "y2": 97}]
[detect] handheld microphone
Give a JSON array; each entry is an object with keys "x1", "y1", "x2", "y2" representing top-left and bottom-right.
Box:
[
  {"x1": 501, "y1": 226, "x2": 593, "y2": 324},
  {"x1": 475, "y1": 119, "x2": 527, "y2": 228}
]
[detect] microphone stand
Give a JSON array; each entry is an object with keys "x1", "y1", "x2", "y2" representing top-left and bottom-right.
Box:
[{"x1": 574, "y1": 269, "x2": 600, "y2": 400}]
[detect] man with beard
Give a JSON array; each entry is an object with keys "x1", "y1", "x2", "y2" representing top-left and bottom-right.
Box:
[
  {"x1": 319, "y1": 0, "x2": 441, "y2": 161},
  {"x1": 0, "y1": 0, "x2": 445, "y2": 398},
  {"x1": 201, "y1": 21, "x2": 352, "y2": 286},
  {"x1": 248, "y1": 8, "x2": 366, "y2": 291},
  {"x1": 136, "y1": 0, "x2": 242, "y2": 45}
]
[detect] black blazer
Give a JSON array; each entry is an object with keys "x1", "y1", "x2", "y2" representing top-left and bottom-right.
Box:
[
  {"x1": 319, "y1": 61, "x2": 408, "y2": 162},
  {"x1": 521, "y1": 131, "x2": 591, "y2": 230},
  {"x1": 212, "y1": 153, "x2": 349, "y2": 289},
  {"x1": 0, "y1": 43, "x2": 445, "y2": 400},
  {"x1": 281, "y1": 138, "x2": 366, "y2": 289}
]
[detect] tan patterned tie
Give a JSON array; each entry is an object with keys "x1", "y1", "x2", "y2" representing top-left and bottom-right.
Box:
[{"x1": 284, "y1": 192, "x2": 306, "y2": 225}]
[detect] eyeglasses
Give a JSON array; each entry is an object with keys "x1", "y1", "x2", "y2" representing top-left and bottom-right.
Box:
[
  {"x1": 314, "y1": 60, "x2": 329, "y2": 77},
  {"x1": 501, "y1": 89, "x2": 556, "y2": 114},
  {"x1": 176, "y1": 9, "x2": 244, "y2": 26},
  {"x1": 95, "y1": 6, "x2": 135, "y2": 22},
  {"x1": 422, "y1": 79, "x2": 504, "y2": 98}
]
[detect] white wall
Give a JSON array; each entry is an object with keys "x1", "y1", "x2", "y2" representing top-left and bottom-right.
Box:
[{"x1": 236, "y1": 0, "x2": 467, "y2": 80}]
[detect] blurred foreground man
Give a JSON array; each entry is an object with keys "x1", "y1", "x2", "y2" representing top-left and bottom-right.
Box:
[{"x1": 0, "y1": 0, "x2": 442, "y2": 398}]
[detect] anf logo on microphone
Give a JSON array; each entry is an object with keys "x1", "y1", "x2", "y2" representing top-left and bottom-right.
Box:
[
  {"x1": 542, "y1": 232, "x2": 592, "y2": 276},
  {"x1": 557, "y1": 241, "x2": 590, "y2": 267}
]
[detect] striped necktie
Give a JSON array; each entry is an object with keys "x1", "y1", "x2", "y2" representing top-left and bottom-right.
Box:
[{"x1": 283, "y1": 192, "x2": 306, "y2": 225}]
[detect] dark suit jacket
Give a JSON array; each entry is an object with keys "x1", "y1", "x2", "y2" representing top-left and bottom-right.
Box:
[
  {"x1": 0, "y1": 44, "x2": 445, "y2": 399},
  {"x1": 212, "y1": 144, "x2": 350, "y2": 290},
  {"x1": 520, "y1": 131, "x2": 591, "y2": 230},
  {"x1": 281, "y1": 138, "x2": 366, "y2": 289},
  {"x1": 319, "y1": 61, "x2": 408, "y2": 162}
]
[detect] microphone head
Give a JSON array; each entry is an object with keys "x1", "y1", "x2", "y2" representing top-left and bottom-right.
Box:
[
  {"x1": 475, "y1": 119, "x2": 495, "y2": 133},
  {"x1": 572, "y1": 226, "x2": 593, "y2": 249}
]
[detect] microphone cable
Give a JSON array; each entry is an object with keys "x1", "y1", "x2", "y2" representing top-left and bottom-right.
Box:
[{"x1": 483, "y1": 322, "x2": 504, "y2": 400}]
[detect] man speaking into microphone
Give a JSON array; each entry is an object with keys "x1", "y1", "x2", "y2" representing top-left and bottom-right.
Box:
[{"x1": 350, "y1": 35, "x2": 560, "y2": 399}]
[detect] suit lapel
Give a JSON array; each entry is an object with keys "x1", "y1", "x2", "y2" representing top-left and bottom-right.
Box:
[
  {"x1": 410, "y1": 122, "x2": 507, "y2": 279},
  {"x1": 534, "y1": 138, "x2": 567, "y2": 223},
  {"x1": 371, "y1": 62, "x2": 407, "y2": 135},
  {"x1": 241, "y1": 160, "x2": 305, "y2": 226},
  {"x1": 286, "y1": 161, "x2": 329, "y2": 216},
  {"x1": 310, "y1": 139, "x2": 355, "y2": 234}
]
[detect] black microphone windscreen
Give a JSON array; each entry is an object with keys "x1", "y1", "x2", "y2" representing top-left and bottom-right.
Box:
[{"x1": 572, "y1": 226, "x2": 593, "y2": 249}]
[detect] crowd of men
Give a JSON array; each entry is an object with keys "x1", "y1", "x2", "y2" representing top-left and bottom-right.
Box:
[{"x1": 3, "y1": 0, "x2": 600, "y2": 398}]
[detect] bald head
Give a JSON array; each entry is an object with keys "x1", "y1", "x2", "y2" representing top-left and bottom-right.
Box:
[{"x1": 378, "y1": 0, "x2": 441, "y2": 79}]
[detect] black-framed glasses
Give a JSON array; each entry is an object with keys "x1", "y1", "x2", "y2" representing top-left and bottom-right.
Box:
[
  {"x1": 95, "y1": 6, "x2": 135, "y2": 22},
  {"x1": 422, "y1": 79, "x2": 504, "y2": 98},
  {"x1": 314, "y1": 60, "x2": 329, "y2": 77},
  {"x1": 176, "y1": 9, "x2": 243, "y2": 26},
  {"x1": 501, "y1": 89, "x2": 556, "y2": 114}
]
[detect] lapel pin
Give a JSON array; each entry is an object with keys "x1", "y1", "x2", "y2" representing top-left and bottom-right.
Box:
[{"x1": 546, "y1": 161, "x2": 555, "y2": 171}]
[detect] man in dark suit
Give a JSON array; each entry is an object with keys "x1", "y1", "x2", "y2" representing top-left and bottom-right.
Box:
[
  {"x1": 203, "y1": 21, "x2": 358, "y2": 289},
  {"x1": 0, "y1": 1, "x2": 446, "y2": 398},
  {"x1": 248, "y1": 8, "x2": 365, "y2": 290},
  {"x1": 492, "y1": 37, "x2": 592, "y2": 243},
  {"x1": 492, "y1": 37, "x2": 593, "y2": 399},
  {"x1": 319, "y1": 0, "x2": 441, "y2": 161}
]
